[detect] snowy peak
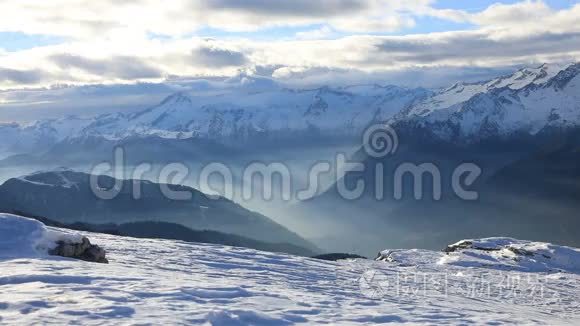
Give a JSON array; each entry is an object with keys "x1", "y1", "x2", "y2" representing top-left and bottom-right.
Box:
[
  {"x1": 487, "y1": 62, "x2": 568, "y2": 90},
  {"x1": 405, "y1": 62, "x2": 572, "y2": 118},
  {"x1": 545, "y1": 62, "x2": 580, "y2": 90},
  {"x1": 129, "y1": 93, "x2": 197, "y2": 130},
  {"x1": 71, "y1": 84, "x2": 428, "y2": 143},
  {"x1": 393, "y1": 62, "x2": 580, "y2": 142},
  {"x1": 157, "y1": 92, "x2": 193, "y2": 107}
]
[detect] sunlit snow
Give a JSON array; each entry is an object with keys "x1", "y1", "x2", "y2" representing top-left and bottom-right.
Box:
[{"x1": 1, "y1": 214, "x2": 579, "y2": 324}]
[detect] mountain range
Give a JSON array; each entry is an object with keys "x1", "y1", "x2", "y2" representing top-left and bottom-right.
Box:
[
  {"x1": 0, "y1": 83, "x2": 428, "y2": 157},
  {"x1": 1, "y1": 63, "x2": 578, "y2": 160}
]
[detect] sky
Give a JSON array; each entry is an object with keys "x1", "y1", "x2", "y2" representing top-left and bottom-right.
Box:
[{"x1": 0, "y1": 0, "x2": 579, "y2": 90}]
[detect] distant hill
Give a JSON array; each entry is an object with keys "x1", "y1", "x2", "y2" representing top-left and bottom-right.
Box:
[{"x1": 0, "y1": 169, "x2": 318, "y2": 254}]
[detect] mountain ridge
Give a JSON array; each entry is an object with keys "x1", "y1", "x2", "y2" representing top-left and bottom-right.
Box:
[{"x1": 390, "y1": 63, "x2": 580, "y2": 144}]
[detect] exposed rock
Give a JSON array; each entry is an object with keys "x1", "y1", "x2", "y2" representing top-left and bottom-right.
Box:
[
  {"x1": 506, "y1": 246, "x2": 535, "y2": 257},
  {"x1": 49, "y1": 236, "x2": 108, "y2": 264},
  {"x1": 312, "y1": 253, "x2": 366, "y2": 261},
  {"x1": 444, "y1": 238, "x2": 552, "y2": 257},
  {"x1": 374, "y1": 249, "x2": 439, "y2": 267},
  {"x1": 444, "y1": 240, "x2": 499, "y2": 253},
  {"x1": 445, "y1": 240, "x2": 538, "y2": 263},
  {"x1": 375, "y1": 250, "x2": 397, "y2": 262}
]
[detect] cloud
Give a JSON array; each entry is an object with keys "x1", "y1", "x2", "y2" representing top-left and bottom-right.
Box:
[
  {"x1": 0, "y1": 67, "x2": 47, "y2": 85},
  {"x1": 191, "y1": 47, "x2": 248, "y2": 67},
  {"x1": 1, "y1": 27, "x2": 580, "y2": 89},
  {"x1": 0, "y1": 0, "x2": 575, "y2": 40},
  {"x1": 201, "y1": 0, "x2": 369, "y2": 17},
  {"x1": 50, "y1": 54, "x2": 163, "y2": 79},
  {"x1": 471, "y1": 0, "x2": 552, "y2": 27},
  {"x1": 367, "y1": 30, "x2": 580, "y2": 67},
  {"x1": 0, "y1": 1, "x2": 580, "y2": 89},
  {"x1": 454, "y1": 1, "x2": 580, "y2": 39},
  {"x1": 0, "y1": 0, "x2": 435, "y2": 38},
  {"x1": 270, "y1": 65, "x2": 520, "y2": 88}
]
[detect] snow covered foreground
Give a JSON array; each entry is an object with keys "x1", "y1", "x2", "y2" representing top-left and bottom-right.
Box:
[{"x1": 1, "y1": 214, "x2": 579, "y2": 325}]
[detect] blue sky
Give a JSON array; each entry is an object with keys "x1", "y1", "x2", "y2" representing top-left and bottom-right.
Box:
[{"x1": 0, "y1": 32, "x2": 64, "y2": 51}]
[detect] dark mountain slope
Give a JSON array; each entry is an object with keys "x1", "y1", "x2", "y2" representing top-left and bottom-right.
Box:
[{"x1": 0, "y1": 169, "x2": 317, "y2": 253}]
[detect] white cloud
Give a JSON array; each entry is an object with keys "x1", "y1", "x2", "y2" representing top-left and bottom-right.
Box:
[
  {"x1": 0, "y1": 0, "x2": 436, "y2": 38},
  {"x1": 0, "y1": 1, "x2": 575, "y2": 40},
  {"x1": 50, "y1": 54, "x2": 163, "y2": 79},
  {"x1": 456, "y1": 1, "x2": 580, "y2": 39},
  {"x1": 471, "y1": 0, "x2": 552, "y2": 27}
]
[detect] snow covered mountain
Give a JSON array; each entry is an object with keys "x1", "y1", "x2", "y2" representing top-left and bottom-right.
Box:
[
  {"x1": 404, "y1": 63, "x2": 569, "y2": 118},
  {"x1": 73, "y1": 62, "x2": 580, "y2": 146},
  {"x1": 0, "y1": 84, "x2": 430, "y2": 155},
  {"x1": 103, "y1": 85, "x2": 426, "y2": 143},
  {"x1": 0, "y1": 117, "x2": 97, "y2": 155},
  {"x1": 1, "y1": 214, "x2": 579, "y2": 324},
  {"x1": 392, "y1": 63, "x2": 580, "y2": 143},
  {"x1": 1, "y1": 63, "x2": 578, "y2": 157}
]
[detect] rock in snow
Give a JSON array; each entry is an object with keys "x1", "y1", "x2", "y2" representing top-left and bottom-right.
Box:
[
  {"x1": 49, "y1": 236, "x2": 108, "y2": 264},
  {"x1": 0, "y1": 213, "x2": 107, "y2": 263}
]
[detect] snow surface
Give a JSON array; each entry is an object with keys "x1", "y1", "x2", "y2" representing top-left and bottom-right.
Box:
[
  {"x1": 1, "y1": 215, "x2": 579, "y2": 324},
  {"x1": 0, "y1": 214, "x2": 84, "y2": 259}
]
